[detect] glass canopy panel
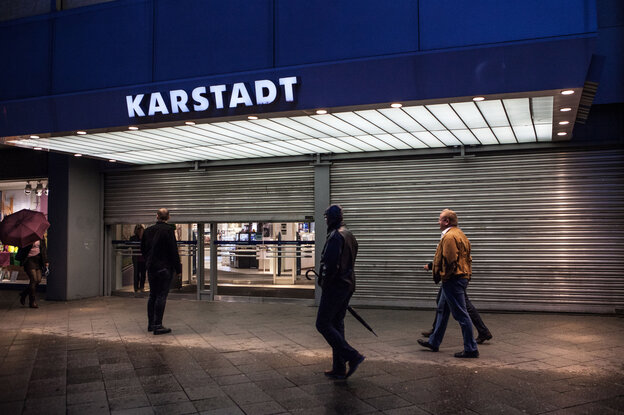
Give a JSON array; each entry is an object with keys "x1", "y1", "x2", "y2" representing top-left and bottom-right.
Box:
[
  {"x1": 354, "y1": 110, "x2": 405, "y2": 134},
  {"x1": 426, "y1": 104, "x2": 466, "y2": 130},
  {"x1": 377, "y1": 108, "x2": 426, "y2": 132},
  {"x1": 477, "y1": 100, "x2": 509, "y2": 127},
  {"x1": 450, "y1": 102, "x2": 489, "y2": 128},
  {"x1": 402, "y1": 106, "x2": 446, "y2": 131},
  {"x1": 311, "y1": 114, "x2": 366, "y2": 136},
  {"x1": 333, "y1": 112, "x2": 386, "y2": 135}
]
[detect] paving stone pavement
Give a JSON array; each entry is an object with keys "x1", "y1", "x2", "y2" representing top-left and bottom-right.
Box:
[{"x1": 0, "y1": 291, "x2": 623, "y2": 415}]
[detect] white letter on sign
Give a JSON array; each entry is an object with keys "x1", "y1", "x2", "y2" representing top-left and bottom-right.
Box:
[
  {"x1": 210, "y1": 85, "x2": 227, "y2": 109},
  {"x1": 279, "y1": 77, "x2": 298, "y2": 102},
  {"x1": 229, "y1": 83, "x2": 253, "y2": 108},
  {"x1": 192, "y1": 87, "x2": 209, "y2": 111},
  {"x1": 170, "y1": 90, "x2": 190, "y2": 114},
  {"x1": 254, "y1": 80, "x2": 277, "y2": 105},
  {"x1": 126, "y1": 94, "x2": 145, "y2": 117},
  {"x1": 148, "y1": 92, "x2": 170, "y2": 116}
]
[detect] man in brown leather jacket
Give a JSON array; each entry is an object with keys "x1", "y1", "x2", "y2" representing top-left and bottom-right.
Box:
[
  {"x1": 418, "y1": 209, "x2": 479, "y2": 358},
  {"x1": 315, "y1": 205, "x2": 365, "y2": 379}
]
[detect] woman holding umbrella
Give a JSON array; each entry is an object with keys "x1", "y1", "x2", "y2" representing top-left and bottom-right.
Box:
[
  {"x1": 0, "y1": 209, "x2": 51, "y2": 309},
  {"x1": 17, "y1": 235, "x2": 48, "y2": 308}
]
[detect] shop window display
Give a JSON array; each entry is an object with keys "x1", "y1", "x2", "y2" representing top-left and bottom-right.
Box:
[{"x1": 0, "y1": 180, "x2": 49, "y2": 286}]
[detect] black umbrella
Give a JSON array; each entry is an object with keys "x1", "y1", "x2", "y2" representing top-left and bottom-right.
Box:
[{"x1": 306, "y1": 269, "x2": 378, "y2": 337}]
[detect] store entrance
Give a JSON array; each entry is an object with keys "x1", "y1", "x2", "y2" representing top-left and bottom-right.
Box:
[
  {"x1": 110, "y1": 221, "x2": 315, "y2": 299},
  {"x1": 205, "y1": 222, "x2": 315, "y2": 298}
]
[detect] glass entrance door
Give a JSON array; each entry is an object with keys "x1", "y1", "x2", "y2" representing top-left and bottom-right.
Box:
[{"x1": 201, "y1": 222, "x2": 315, "y2": 299}]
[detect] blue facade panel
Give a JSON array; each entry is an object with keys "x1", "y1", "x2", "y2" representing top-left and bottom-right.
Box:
[
  {"x1": 594, "y1": 26, "x2": 624, "y2": 104},
  {"x1": 153, "y1": 0, "x2": 274, "y2": 82},
  {"x1": 420, "y1": 0, "x2": 597, "y2": 50},
  {"x1": 275, "y1": 0, "x2": 419, "y2": 66},
  {"x1": 0, "y1": 19, "x2": 51, "y2": 100},
  {"x1": 52, "y1": 1, "x2": 152, "y2": 93}
]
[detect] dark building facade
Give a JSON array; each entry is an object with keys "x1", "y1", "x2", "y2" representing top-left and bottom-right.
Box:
[{"x1": 1, "y1": 0, "x2": 623, "y2": 312}]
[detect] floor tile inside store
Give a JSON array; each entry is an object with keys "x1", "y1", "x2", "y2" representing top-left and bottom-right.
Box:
[{"x1": 0, "y1": 291, "x2": 623, "y2": 415}]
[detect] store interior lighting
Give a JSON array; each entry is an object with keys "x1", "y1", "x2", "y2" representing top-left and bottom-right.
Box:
[{"x1": 2, "y1": 89, "x2": 581, "y2": 165}]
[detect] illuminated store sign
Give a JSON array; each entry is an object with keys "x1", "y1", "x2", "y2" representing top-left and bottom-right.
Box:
[{"x1": 126, "y1": 76, "x2": 298, "y2": 118}]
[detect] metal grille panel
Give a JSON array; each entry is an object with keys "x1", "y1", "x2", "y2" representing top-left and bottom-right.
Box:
[
  {"x1": 105, "y1": 163, "x2": 314, "y2": 224},
  {"x1": 331, "y1": 150, "x2": 624, "y2": 313}
]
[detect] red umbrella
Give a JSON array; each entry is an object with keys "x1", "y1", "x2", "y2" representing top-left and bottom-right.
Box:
[{"x1": 0, "y1": 209, "x2": 50, "y2": 248}]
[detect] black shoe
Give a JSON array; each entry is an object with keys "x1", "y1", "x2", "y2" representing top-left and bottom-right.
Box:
[
  {"x1": 19, "y1": 293, "x2": 26, "y2": 306},
  {"x1": 346, "y1": 355, "x2": 365, "y2": 378},
  {"x1": 324, "y1": 369, "x2": 346, "y2": 380},
  {"x1": 421, "y1": 329, "x2": 433, "y2": 337},
  {"x1": 476, "y1": 333, "x2": 493, "y2": 344},
  {"x1": 147, "y1": 325, "x2": 154, "y2": 332},
  {"x1": 417, "y1": 339, "x2": 439, "y2": 352},
  {"x1": 454, "y1": 350, "x2": 479, "y2": 358},
  {"x1": 153, "y1": 326, "x2": 171, "y2": 335}
]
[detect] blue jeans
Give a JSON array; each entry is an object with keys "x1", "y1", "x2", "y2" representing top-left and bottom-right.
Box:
[
  {"x1": 147, "y1": 267, "x2": 173, "y2": 328},
  {"x1": 316, "y1": 288, "x2": 360, "y2": 372},
  {"x1": 429, "y1": 278, "x2": 478, "y2": 353}
]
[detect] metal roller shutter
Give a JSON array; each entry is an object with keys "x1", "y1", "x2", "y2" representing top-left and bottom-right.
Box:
[
  {"x1": 105, "y1": 163, "x2": 314, "y2": 224},
  {"x1": 331, "y1": 149, "x2": 624, "y2": 313}
]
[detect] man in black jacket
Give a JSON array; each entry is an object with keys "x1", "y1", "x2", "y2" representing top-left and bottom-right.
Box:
[
  {"x1": 315, "y1": 205, "x2": 365, "y2": 379},
  {"x1": 141, "y1": 208, "x2": 182, "y2": 335}
]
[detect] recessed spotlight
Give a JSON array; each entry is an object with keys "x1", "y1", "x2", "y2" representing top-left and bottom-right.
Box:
[
  {"x1": 77, "y1": 131, "x2": 87, "y2": 135},
  {"x1": 559, "y1": 121, "x2": 570, "y2": 125},
  {"x1": 128, "y1": 126, "x2": 139, "y2": 130},
  {"x1": 472, "y1": 97, "x2": 485, "y2": 102},
  {"x1": 33, "y1": 147, "x2": 42, "y2": 150},
  {"x1": 185, "y1": 121, "x2": 196, "y2": 126},
  {"x1": 74, "y1": 153, "x2": 82, "y2": 157},
  {"x1": 247, "y1": 115, "x2": 259, "y2": 120},
  {"x1": 30, "y1": 135, "x2": 39, "y2": 139},
  {"x1": 560, "y1": 107, "x2": 572, "y2": 112},
  {"x1": 557, "y1": 132, "x2": 567, "y2": 136},
  {"x1": 108, "y1": 159, "x2": 117, "y2": 163},
  {"x1": 561, "y1": 90, "x2": 575, "y2": 95},
  {"x1": 316, "y1": 109, "x2": 328, "y2": 114},
  {"x1": 390, "y1": 103, "x2": 402, "y2": 108}
]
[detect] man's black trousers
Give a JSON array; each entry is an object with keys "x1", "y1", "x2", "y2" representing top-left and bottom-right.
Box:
[{"x1": 147, "y1": 267, "x2": 173, "y2": 328}]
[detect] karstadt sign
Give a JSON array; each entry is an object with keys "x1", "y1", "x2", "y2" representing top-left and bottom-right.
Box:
[{"x1": 125, "y1": 76, "x2": 298, "y2": 118}]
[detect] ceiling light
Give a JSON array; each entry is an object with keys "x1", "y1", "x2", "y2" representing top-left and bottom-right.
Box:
[
  {"x1": 390, "y1": 103, "x2": 402, "y2": 108},
  {"x1": 24, "y1": 181, "x2": 32, "y2": 195},
  {"x1": 472, "y1": 97, "x2": 485, "y2": 102},
  {"x1": 557, "y1": 132, "x2": 567, "y2": 136},
  {"x1": 108, "y1": 159, "x2": 117, "y2": 163},
  {"x1": 74, "y1": 153, "x2": 82, "y2": 157},
  {"x1": 77, "y1": 131, "x2": 87, "y2": 135},
  {"x1": 35, "y1": 181, "x2": 44, "y2": 197},
  {"x1": 30, "y1": 135, "x2": 39, "y2": 139},
  {"x1": 248, "y1": 115, "x2": 259, "y2": 120},
  {"x1": 561, "y1": 90, "x2": 575, "y2": 95},
  {"x1": 128, "y1": 126, "x2": 139, "y2": 130},
  {"x1": 560, "y1": 107, "x2": 572, "y2": 112},
  {"x1": 33, "y1": 147, "x2": 42, "y2": 150},
  {"x1": 185, "y1": 121, "x2": 196, "y2": 126},
  {"x1": 316, "y1": 109, "x2": 328, "y2": 115},
  {"x1": 559, "y1": 121, "x2": 570, "y2": 125}
]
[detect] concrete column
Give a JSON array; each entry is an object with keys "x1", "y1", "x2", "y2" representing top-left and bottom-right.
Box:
[
  {"x1": 313, "y1": 158, "x2": 331, "y2": 305},
  {"x1": 47, "y1": 154, "x2": 102, "y2": 300}
]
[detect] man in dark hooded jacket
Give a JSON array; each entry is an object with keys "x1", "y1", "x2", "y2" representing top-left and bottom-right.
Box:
[{"x1": 315, "y1": 204, "x2": 365, "y2": 379}]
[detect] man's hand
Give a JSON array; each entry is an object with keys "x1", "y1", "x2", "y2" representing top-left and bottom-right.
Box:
[{"x1": 423, "y1": 264, "x2": 430, "y2": 271}]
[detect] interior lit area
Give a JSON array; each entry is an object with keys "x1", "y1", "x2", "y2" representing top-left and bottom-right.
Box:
[{"x1": 111, "y1": 221, "x2": 315, "y2": 299}]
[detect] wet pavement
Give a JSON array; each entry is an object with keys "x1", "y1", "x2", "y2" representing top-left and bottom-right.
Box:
[{"x1": 0, "y1": 291, "x2": 622, "y2": 414}]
